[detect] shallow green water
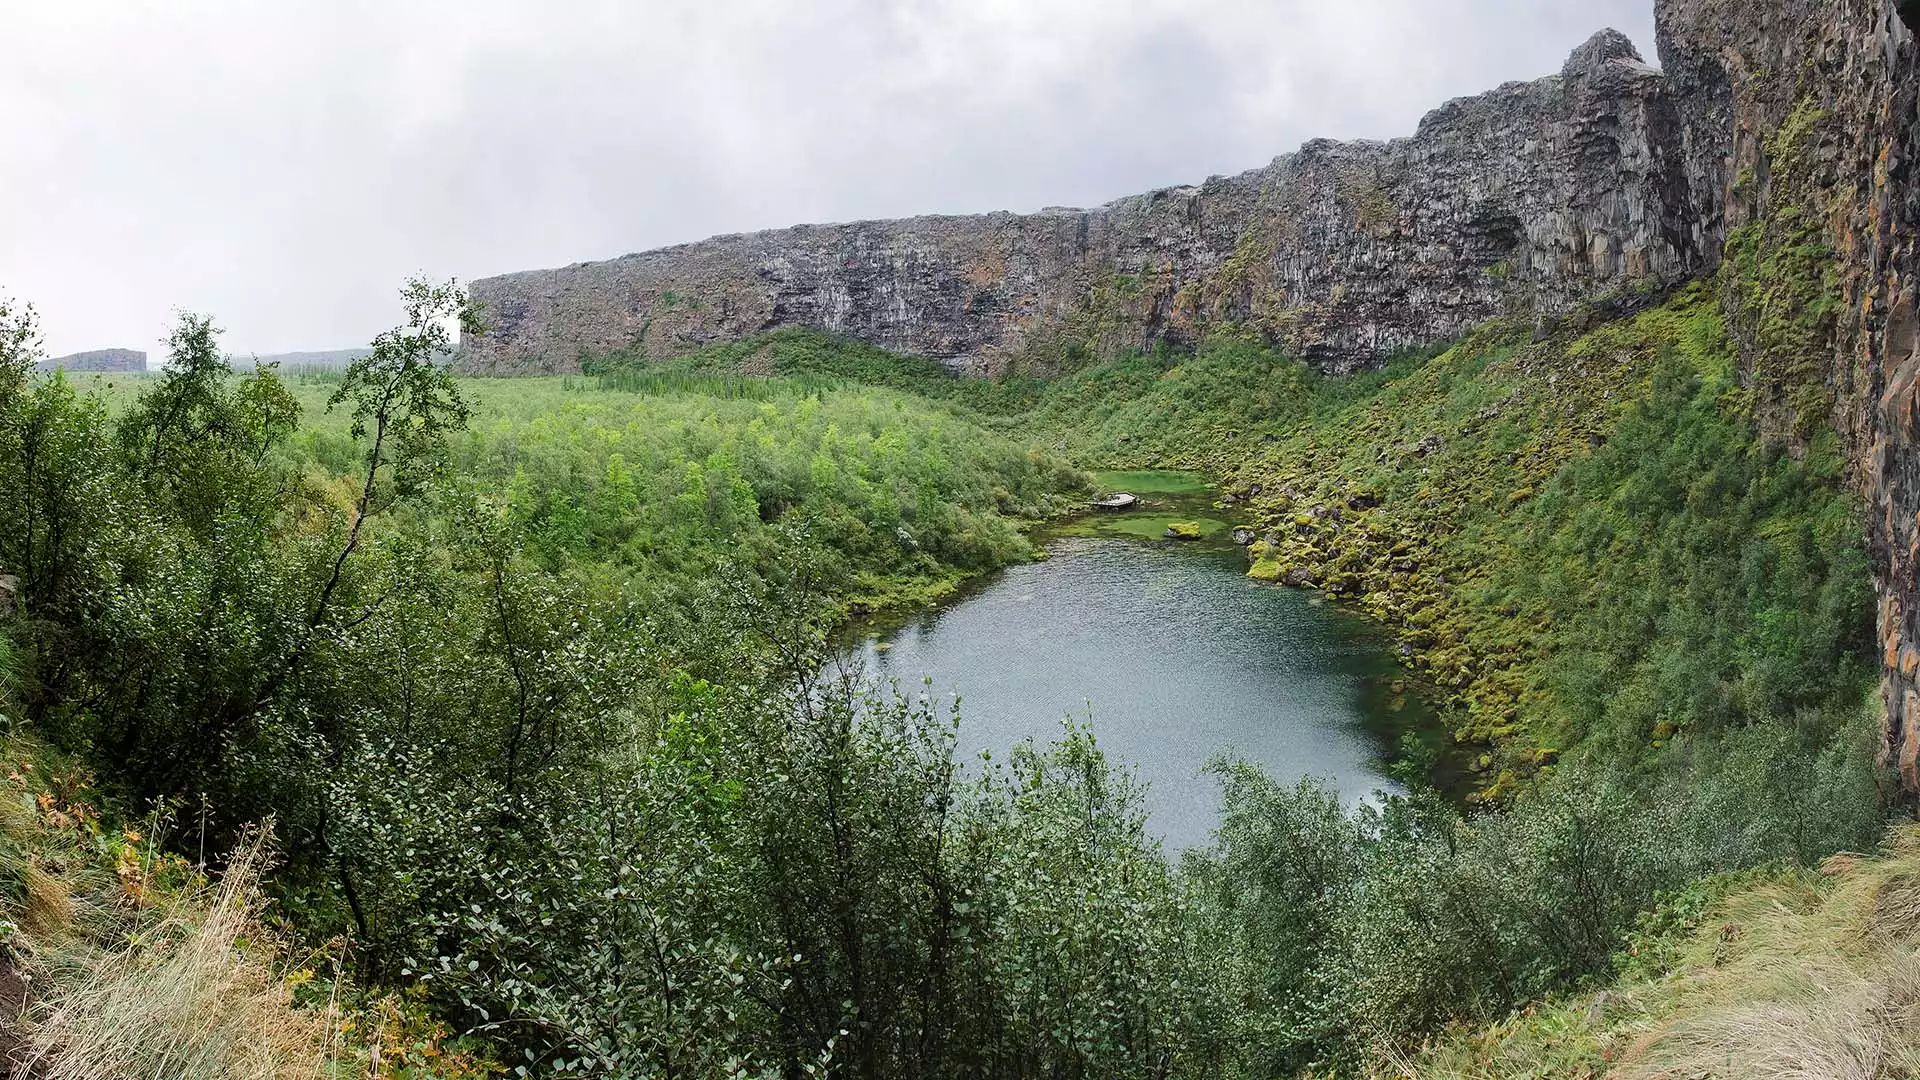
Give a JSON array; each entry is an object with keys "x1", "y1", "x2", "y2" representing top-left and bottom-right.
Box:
[
  {"x1": 842, "y1": 474, "x2": 1423, "y2": 850},
  {"x1": 1049, "y1": 470, "x2": 1238, "y2": 542}
]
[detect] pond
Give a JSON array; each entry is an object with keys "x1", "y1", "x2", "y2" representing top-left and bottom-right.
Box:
[{"x1": 837, "y1": 472, "x2": 1430, "y2": 851}]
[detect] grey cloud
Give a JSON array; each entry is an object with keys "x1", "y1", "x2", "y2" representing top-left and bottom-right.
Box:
[{"x1": 1, "y1": 0, "x2": 1655, "y2": 358}]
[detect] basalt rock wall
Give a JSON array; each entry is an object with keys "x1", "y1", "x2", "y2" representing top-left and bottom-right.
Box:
[
  {"x1": 1653, "y1": 0, "x2": 1920, "y2": 785},
  {"x1": 464, "y1": 30, "x2": 1702, "y2": 376}
]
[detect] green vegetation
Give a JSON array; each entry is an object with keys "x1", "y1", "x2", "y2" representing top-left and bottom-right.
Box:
[
  {"x1": 0, "y1": 728, "x2": 496, "y2": 1076},
  {"x1": 1188, "y1": 709, "x2": 1882, "y2": 1071},
  {"x1": 1004, "y1": 284, "x2": 1871, "y2": 795},
  {"x1": 947, "y1": 281, "x2": 1880, "y2": 1069},
  {"x1": 592, "y1": 325, "x2": 954, "y2": 388},
  {"x1": 1049, "y1": 470, "x2": 1234, "y2": 542},
  {"x1": 0, "y1": 243, "x2": 1891, "y2": 1078},
  {"x1": 1206, "y1": 286, "x2": 1873, "y2": 798},
  {"x1": 1014, "y1": 342, "x2": 1316, "y2": 465},
  {"x1": 1, "y1": 286, "x2": 1173, "y2": 1077},
  {"x1": 1400, "y1": 827, "x2": 1920, "y2": 1079},
  {"x1": 1722, "y1": 97, "x2": 1842, "y2": 439},
  {"x1": 91, "y1": 358, "x2": 1088, "y2": 619},
  {"x1": 1091, "y1": 469, "x2": 1212, "y2": 496}
]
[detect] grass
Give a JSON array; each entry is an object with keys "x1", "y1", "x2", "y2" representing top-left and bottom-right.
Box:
[
  {"x1": 0, "y1": 733, "x2": 338, "y2": 1078},
  {"x1": 1049, "y1": 470, "x2": 1237, "y2": 542},
  {"x1": 1054, "y1": 509, "x2": 1237, "y2": 543},
  {"x1": 20, "y1": 828, "x2": 332, "y2": 1080},
  {"x1": 1395, "y1": 826, "x2": 1920, "y2": 1079},
  {"x1": 0, "y1": 733, "x2": 496, "y2": 1079},
  {"x1": 1198, "y1": 285, "x2": 1871, "y2": 796},
  {"x1": 1091, "y1": 470, "x2": 1214, "y2": 496}
]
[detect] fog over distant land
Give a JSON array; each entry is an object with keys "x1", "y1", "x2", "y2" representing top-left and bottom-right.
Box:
[
  {"x1": 226, "y1": 349, "x2": 372, "y2": 370},
  {"x1": 2, "y1": 0, "x2": 1655, "y2": 358}
]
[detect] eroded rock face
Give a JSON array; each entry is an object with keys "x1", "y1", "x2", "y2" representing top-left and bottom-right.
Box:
[{"x1": 464, "y1": 30, "x2": 1703, "y2": 376}]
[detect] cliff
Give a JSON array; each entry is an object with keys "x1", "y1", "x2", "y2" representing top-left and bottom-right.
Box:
[
  {"x1": 37, "y1": 348, "x2": 145, "y2": 373},
  {"x1": 469, "y1": 0, "x2": 1920, "y2": 791},
  {"x1": 464, "y1": 30, "x2": 1702, "y2": 376},
  {"x1": 1647, "y1": 0, "x2": 1920, "y2": 784}
]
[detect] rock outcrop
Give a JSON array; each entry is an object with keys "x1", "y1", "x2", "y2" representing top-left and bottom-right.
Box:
[
  {"x1": 464, "y1": 30, "x2": 1703, "y2": 375},
  {"x1": 37, "y1": 348, "x2": 145, "y2": 373}
]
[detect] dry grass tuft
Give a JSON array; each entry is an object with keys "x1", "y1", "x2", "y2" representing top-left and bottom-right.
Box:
[
  {"x1": 1393, "y1": 826, "x2": 1920, "y2": 1080},
  {"x1": 17, "y1": 861, "x2": 72, "y2": 938},
  {"x1": 1609, "y1": 832, "x2": 1920, "y2": 1080},
  {"x1": 1873, "y1": 870, "x2": 1920, "y2": 942},
  {"x1": 20, "y1": 827, "x2": 332, "y2": 1080},
  {"x1": 0, "y1": 790, "x2": 40, "y2": 845}
]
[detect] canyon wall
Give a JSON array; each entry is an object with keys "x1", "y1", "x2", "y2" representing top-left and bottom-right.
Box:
[
  {"x1": 463, "y1": 31, "x2": 1703, "y2": 376},
  {"x1": 1652, "y1": 0, "x2": 1920, "y2": 783},
  {"x1": 469, "y1": 0, "x2": 1920, "y2": 789}
]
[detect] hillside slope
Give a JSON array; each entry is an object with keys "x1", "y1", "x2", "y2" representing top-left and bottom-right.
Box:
[{"x1": 1397, "y1": 825, "x2": 1920, "y2": 1079}]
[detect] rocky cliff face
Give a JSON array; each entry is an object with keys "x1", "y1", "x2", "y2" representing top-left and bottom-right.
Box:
[
  {"x1": 36, "y1": 348, "x2": 146, "y2": 373},
  {"x1": 464, "y1": 30, "x2": 1703, "y2": 376},
  {"x1": 470, "y1": 0, "x2": 1920, "y2": 791},
  {"x1": 1651, "y1": 0, "x2": 1920, "y2": 785}
]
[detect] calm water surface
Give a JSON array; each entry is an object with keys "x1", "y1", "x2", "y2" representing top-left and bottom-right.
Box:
[{"x1": 841, "y1": 504, "x2": 1415, "y2": 849}]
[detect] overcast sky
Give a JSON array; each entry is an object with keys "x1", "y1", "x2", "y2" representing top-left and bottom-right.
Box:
[{"x1": 2, "y1": 1, "x2": 1655, "y2": 359}]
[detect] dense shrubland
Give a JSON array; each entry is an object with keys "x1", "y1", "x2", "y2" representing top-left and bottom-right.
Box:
[
  {"x1": 0, "y1": 271, "x2": 1896, "y2": 1078},
  {"x1": 973, "y1": 283, "x2": 1886, "y2": 1071},
  {"x1": 0, "y1": 286, "x2": 1212, "y2": 1077},
  {"x1": 1209, "y1": 287, "x2": 1874, "y2": 797},
  {"x1": 1401, "y1": 826, "x2": 1920, "y2": 1079}
]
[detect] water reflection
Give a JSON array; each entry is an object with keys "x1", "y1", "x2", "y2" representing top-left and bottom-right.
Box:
[{"x1": 837, "y1": 537, "x2": 1411, "y2": 850}]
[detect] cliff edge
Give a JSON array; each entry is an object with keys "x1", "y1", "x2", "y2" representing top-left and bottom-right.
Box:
[
  {"x1": 1646, "y1": 0, "x2": 1920, "y2": 783},
  {"x1": 37, "y1": 348, "x2": 146, "y2": 373},
  {"x1": 463, "y1": 30, "x2": 1700, "y2": 376}
]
